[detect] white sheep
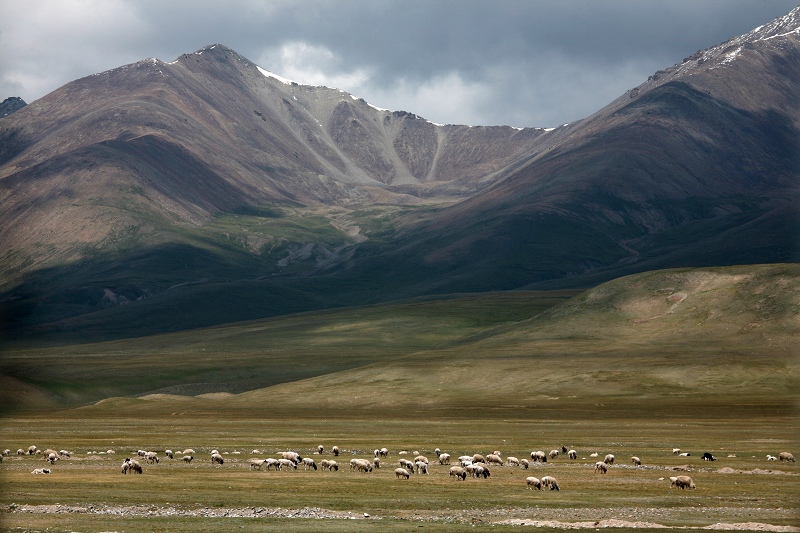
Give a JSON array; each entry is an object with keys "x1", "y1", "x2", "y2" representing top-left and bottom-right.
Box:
[
  {"x1": 549, "y1": 449, "x2": 559, "y2": 459},
  {"x1": 541, "y1": 475, "x2": 559, "y2": 491},
  {"x1": 779, "y1": 452, "x2": 795, "y2": 462},
  {"x1": 594, "y1": 461, "x2": 608, "y2": 474},
  {"x1": 282, "y1": 451, "x2": 302, "y2": 464},
  {"x1": 165, "y1": 450, "x2": 174, "y2": 459},
  {"x1": 507, "y1": 456, "x2": 521, "y2": 467},
  {"x1": 320, "y1": 459, "x2": 338, "y2": 471},
  {"x1": 317, "y1": 445, "x2": 324, "y2": 455},
  {"x1": 145, "y1": 451, "x2": 159, "y2": 464},
  {"x1": 568, "y1": 449, "x2": 577, "y2": 460},
  {"x1": 415, "y1": 461, "x2": 428, "y2": 474},
  {"x1": 349, "y1": 458, "x2": 372, "y2": 473},
  {"x1": 449, "y1": 466, "x2": 467, "y2": 480},
  {"x1": 374, "y1": 447, "x2": 388, "y2": 458},
  {"x1": 486, "y1": 453, "x2": 503, "y2": 466},
  {"x1": 125, "y1": 458, "x2": 143, "y2": 474},
  {"x1": 332, "y1": 446, "x2": 339, "y2": 457},
  {"x1": 531, "y1": 451, "x2": 547, "y2": 463},
  {"x1": 373, "y1": 457, "x2": 381, "y2": 469},
  {"x1": 678, "y1": 452, "x2": 690, "y2": 457},
  {"x1": 59, "y1": 450, "x2": 71, "y2": 457},
  {"x1": 414, "y1": 455, "x2": 429, "y2": 465},
  {"x1": 27, "y1": 445, "x2": 39, "y2": 455},
  {"x1": 438, "y1": 453, "x2": 451, "y2": 465},
  {"x1": 603, "y1": 454, "x2": 615, "y2": 465},
  {"x1": 302, "y1": 457, "x2": 318, "y2": 470},
  {"x1": 211, "y1": 453, "x2": 224, "y2": 465},
  {"x1": 46, "y1": 453, "x2": 58, "y2": 465},
  {"x1": 264, "y1": 458, "x2": 280, "y2": 470},
  {"x1": 31, "y1": 468, "x2": 51, "y2": 474},
  {"x1": 182, "y1": 455, "x2": 194, "y2": 464},
  {"x1": 672, "y1": 448, "x2": 681, "y2": 455},
  {"x1": 249, "y1": 459, "x2": 267, "y2": 470},
  {"x1": 631, "y1": 456, "x2": 641, "y2": 466},
  {"x1": 767, "y1": 454, "x2": 778, "y2": 461},
  {"x1": 520, "y1": 459, "x2": 530, "y2": 469},
  {"x1": 399, "y1": 458, "x2": 415, "y2": 470},
  {"x1": 2, "y1": 449, "x2": 9, "y2": 456},
  {"x1": 472, "y1": 453, "x2": 486, "y2": 464},
  {"x1": 526, "y1": 476, "x2": 542, "y2": 490},
  {"x1": 395, "y1": 467, "x2": 410, "y2": 479},
  {"x1": 670, "y1": 475, "x2": 695, "y2": 490},
  {"x1": 474, "y1": 464, "x2": 490, "y2": 478},
  {"x1": 278, "y1": 458, "x2": 297, "y2": 470},
  {"x1": 17, "y1": 449, "x2": 25, "y2": 456}
]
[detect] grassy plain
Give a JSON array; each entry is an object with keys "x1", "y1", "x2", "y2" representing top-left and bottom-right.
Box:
[{"x1": 0, "y1": 264, "x2": 798, "y2": 531}]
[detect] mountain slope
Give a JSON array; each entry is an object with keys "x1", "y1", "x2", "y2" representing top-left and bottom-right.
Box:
[
  {"x1": 374, "y1": 7, "x2": 800, "y2": 292},
  {"x1": 1, "y1": 8, "x2": 798, "y2": 340}
]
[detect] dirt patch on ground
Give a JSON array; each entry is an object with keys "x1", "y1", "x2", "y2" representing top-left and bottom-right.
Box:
[{"x1": 6, "y1": 504, "x2": 799, "y2": 531}]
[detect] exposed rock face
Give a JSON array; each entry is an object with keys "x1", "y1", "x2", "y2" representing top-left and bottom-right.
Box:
[{"x1": 0, "y1": 96, "x2": 26, "y2": 117}]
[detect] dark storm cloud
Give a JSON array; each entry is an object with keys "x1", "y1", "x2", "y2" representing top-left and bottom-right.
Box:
[{"x1": 1, "y1": 1, "x2": 797, "y2": 126}]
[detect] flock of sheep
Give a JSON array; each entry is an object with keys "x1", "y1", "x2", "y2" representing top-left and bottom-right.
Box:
[{"x1": 6, "y1": 445, "x2": 795, "y2": 493}]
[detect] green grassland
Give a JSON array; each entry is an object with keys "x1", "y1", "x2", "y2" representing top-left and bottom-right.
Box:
[{"x1": 0, "y1": 263, "x2": 798, "y2": 531}]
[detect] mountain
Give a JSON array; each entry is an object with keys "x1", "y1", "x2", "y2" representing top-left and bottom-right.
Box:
[
  {"x1": 0, "y1": 96, "x2": 26, "y2": 117},
  {"x1": 1, "y1": 8, "x2": 798, "y2": 342}
]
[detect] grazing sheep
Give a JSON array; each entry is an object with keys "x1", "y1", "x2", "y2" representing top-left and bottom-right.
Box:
[
  {"x1": 486, "y1": 454, "x2": 503, "y2": 466},
  {"x1": 435, "y1": 448, "x2": 442, "y2": 458},
  {"x1": 2, "y1": 449, "x2": 9, "y2": 456},
  {"x1": 279, "y1": 458, "x2": 298, "y2": 470},
  {"x1": 302, "y1": 457, "x2": 318, "y2": 470},
  {"x1": 702, "y1": 452, "x2": 717, "y2": 461},
  {"x1": 121, "y1": 461, "x2": 130, "y2": 474},
  {"x1": 165, "y1": 450, "x2": 174, "y2": 459},
  {"x1": 399, "y1": 458, "x2": 415, "y2": 470},
  {"x1": 594, "y1": 461, "x2": 608, "y2": 474},
  {"x1": 767, "y1": 455, "x2": 778, "y2": 461},
  {"x1": 373, "y1": 457, "x2": 381, "y2": 469},
  {"x1": 31, "y1": 468, "x2": 51, "y2": 474},
  {"x1": 671, "y1": 475, "x2": 696, "y2": 490},
  {"x1": 211, "y1": 453, "x2": 224, "y2": 465},
  {"x1": 317, "y1": 445, "x2": 324, "y2": 455},
  {"x1": 603, "y1": 454, "x2": 615, "y2": 465},
  {"x1": 182, "y1": 449, "x2": 195, "y2": 455},
  {"x1": 376, "y1": 447, "x2": 389, "y2": 458},
  {"x1": 145, "y1": 452, "x2": 159, "y2": 464},
  {"x1": 520, "y1": 459, "x2": 530, "y2": 469},
  {"x1": 320, "y1": 459, "x2": 339, "y2": 471},
  {"x1": 549, "y1": 450, "x2": 560, "y2": 459},
  {"x1": 17, "y1": 449, "x2": 25, "y2": 456},
  {"x1": 438, "y1": 453, "x2": 451, "y2": 465},
  {"x1": 507, "y1": 456, "x2": 521, "y2": 467},
  {"x1": 264, "y1": 458, "x2": 281, "y2": 470},
  {"x1": 395, "y1": 467, "x2": 411, "y2": 479},
  {"x1": 249, "y1": 459, "x2": 267, "y2": 470},
  {"x1": 415, "y1": 461, "x2": 428, "y2": 474},
  {"x1": 126, "y1": 458, "x2": 143, "y2": 474},
  {"x1": 414, "y1": 455, "x2": 429, "y2": 465},
  {"x1": 27, "y1": 445, "x2": 39, "y2": 455},
  {"x1": 59, "y1": 450, "x2": 71, "y2": 458},
  {"x1": 672, "y1": 448, "x2": 681, "y2": 455},
  {"x1": 472, "y1": 453, "x2": 486, "y2": 464},
  {"x1": 350, "y1": 458, "x2": 372, "y2": 473},
  {"x1": 449, "y1": 466, "x2": 467, "y2": 480},
  {"x1": 465, "y1": 464, "x2": 478, "y2": 477},
  {"x1": 531, "y1": 451, "x2": 547, "y2": 463},
  {"x1": 568, "y1": 449, "x2": 577, "y2": 460},
  {"x1": 541, "y1": 476, "x2": 560, "y2": 491},
  {"x1": 46, "y1": 453, "x2": 58, "y2": 465},
  {"x1": 210, "y1": 449, "x2": 219, "y2": 455},
  {"x1": 631, "y1": 456, "x2": 642, "y2": 466},
  {"x1": 332, "y1": 446, "x2": 339, "y2": 457},
  {"x1": 526, "y1": 476, "x2": 542, "y2": 490},
  {"x1": 182, "y1": 455, "x2": 193, "y2": 464},
  {"x1": 474, "y1": 464, "x2": 491, "y2": 478},
  {"x1": 779, "y1": 452, "x2": 795, "y2": 463},
  {"x1": 282, "y1": 451, "x2": 302, "y2": 464}
]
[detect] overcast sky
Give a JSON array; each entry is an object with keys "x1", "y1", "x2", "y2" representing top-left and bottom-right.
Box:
[{"x1": 1, "y1": 0, "x2": 797, "y2": 127}]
